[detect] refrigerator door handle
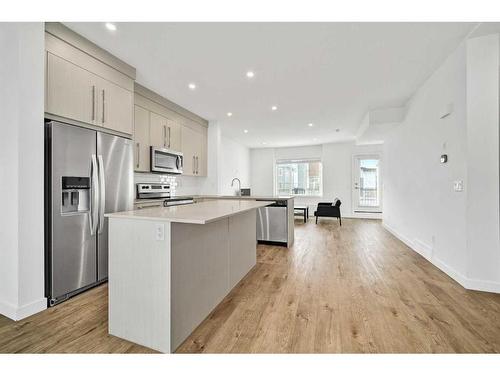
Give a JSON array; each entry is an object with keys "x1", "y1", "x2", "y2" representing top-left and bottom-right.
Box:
[
  {"x1": 97, "y1": 155, "x2": 106, "y2": 234},
  {"x1": 90, "y1": 154, "x2": 99, "y2": 236}
]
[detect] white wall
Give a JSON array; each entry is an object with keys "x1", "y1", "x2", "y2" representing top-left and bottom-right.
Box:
[
  {"x1": 383, "y1": 41, "x2": 468, "y2": 277},
  {"x1": 250, "y1": 148, "x2": 275, "y2": 196},
  {"x1": 465, "y1": 34, "x2": 500, "y2": 288},
  {"x1": 0, "y1": 23, "x2": 45, "y2": 320},
  {"x1": 250, "y1": 142, "x2": 382, "y2": 217},
  {"x1": 383, "y1": 33, "x2": 500, "y2": 293},
  {"x1": 218, "y1": 136, "x2": 251, "y2": 195}
]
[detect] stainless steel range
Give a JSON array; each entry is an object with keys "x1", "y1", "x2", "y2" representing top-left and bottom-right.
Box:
[
  {"x1": 136, "y1": 183, "x2": 171, "y2": 199},
  {"x1": 136, "y1": 183, "x2": 194, "y2": 207}
]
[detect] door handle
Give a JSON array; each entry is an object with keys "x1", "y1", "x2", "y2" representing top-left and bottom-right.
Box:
[
  {"x1": 136, "y1": 142, "x2": 141, "y2": 168},
  {"x1": 102, "y1": 89, "x2": 105, "y2": 124},
  {"x1": 90, "y1": 155, "x2": 99, "y2": 236},
  {"x1": 193, "y1": 156, "x2": 195, "y2": 174},
  {"x1": 168, "y1": 127, "x2": 171, "y2": 148},
  {"x1": 196, "y1": 156, "x2": 199, "y2": 174},
  {"x1": 97, "y1": 155, "x2": 106, "y2": 234},
  {"x1": 91, "y1": 85, "x2": 96, "y2": 121},
  {"x1": 163, "y1": 126, "x2": 167, "y2": 148}
]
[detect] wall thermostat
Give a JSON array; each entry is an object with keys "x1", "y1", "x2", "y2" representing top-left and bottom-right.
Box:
[{"x1": 440, "y1": 154, "x2": 448, "y2": 163}]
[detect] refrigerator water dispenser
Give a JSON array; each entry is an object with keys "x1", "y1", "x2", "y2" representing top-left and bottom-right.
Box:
[{"x1": 61, "y1": 176, "x2": 90, "y2": 214}]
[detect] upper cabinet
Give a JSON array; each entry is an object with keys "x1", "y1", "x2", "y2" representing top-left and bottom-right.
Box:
[
  {"x1": 44, "y1": 23, "x2": 135, "y2": 136},
  {"x1": 46, "y1": 53, "x2": 98, "y2": 126},
  {"x1": 133, "y1": 105, "x2": 150, "y2": 172},
  {"x1": 181, "y1": 124, "x2": 207, "y2": 177},
  {"x1": 98, "y1": 78, "x2": 134, "y2": 135},
  {"x1": 134, "y1": 83, "x2": 208, "y2": 176}
]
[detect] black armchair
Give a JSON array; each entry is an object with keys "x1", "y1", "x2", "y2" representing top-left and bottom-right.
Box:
[{"x1": 314, "y1": 199, "x2": 342, "y2": 226}]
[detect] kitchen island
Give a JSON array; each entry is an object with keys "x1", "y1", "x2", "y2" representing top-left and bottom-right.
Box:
[
  {"x1": 134, "y1": 195, "x2": 295, "y2": 247},
  {"x1": 105, "y1": 199, "x2": 271, "y2": 353}
]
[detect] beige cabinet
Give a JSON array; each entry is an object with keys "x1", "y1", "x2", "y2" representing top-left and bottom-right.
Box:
[
  {"x1": 181, "y1": 125, "x2": 207, "y2": 176},
  {"x1": 46, "y1": 53, "x2": 133, "y2": 135},
  {"x1": 134, "y1": 83, "x2": 208, "y2": 177},
  {"x1": 149, "y1": 112, "x2": 168, "y2": 148},
  {"x1": 149, "y1": 112, "x2": 181, "y2": 151},
  {"x1": 133, "y1": 105, "x2": 150, "y2": 172},
  {"x1": 99, "y1": 79, "x2": 133, "y2": 135},
  {"x1": 46, "y1": 53, "x2": 99, "y2": 126},
  {"x1": 167, "y1": 119, "x2": 181, "y2": 151}
]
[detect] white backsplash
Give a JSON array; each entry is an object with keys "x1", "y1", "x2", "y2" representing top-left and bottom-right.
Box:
[{"x1": 134, "y1": 173, "x2": 203, "y2": 197}]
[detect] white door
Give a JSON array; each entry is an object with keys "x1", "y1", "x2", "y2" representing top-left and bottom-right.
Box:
[{"x1": 352, "y1": 155, "x2": 382, "y2": 213}]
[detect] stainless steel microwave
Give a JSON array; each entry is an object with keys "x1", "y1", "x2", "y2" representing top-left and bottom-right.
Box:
[{"x1": 150, "y1": 147, "x2": 183, "y2": 174}]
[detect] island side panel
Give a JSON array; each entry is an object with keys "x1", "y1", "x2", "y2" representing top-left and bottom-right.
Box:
[
  {"x1": 170, "y1": 218, "x2": 231, "y2": 350},
  {"x1": 108, "y1": 218, "x2": 172, "y2": 353},
  {"x1": 228, "y1": 210, "x2": 257, "y2": 289}
]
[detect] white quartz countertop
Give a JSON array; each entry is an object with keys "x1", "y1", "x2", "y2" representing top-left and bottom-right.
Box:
[
  {"x1": 133, "y1": 195, "x2": 293, "y2": 205},
  {"x1": 106, "y1": 199, "x2": 273, "y2": 224}
]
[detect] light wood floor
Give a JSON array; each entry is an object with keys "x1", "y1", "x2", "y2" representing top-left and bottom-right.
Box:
[{"x1": 2, "y1": 218, "x2": 500, "y2": 353}]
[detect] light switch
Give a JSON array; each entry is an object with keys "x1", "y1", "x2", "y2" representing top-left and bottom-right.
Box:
[
  {"x1": 155, "y1": 223, "x2": 165, "y2": 241},
  {"x1": 454, "y1": 180, "x2": 464, "y2": 192}
]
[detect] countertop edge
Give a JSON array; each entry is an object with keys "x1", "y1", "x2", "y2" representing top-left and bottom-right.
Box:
[{"x1": 106, "y1": 200, "x2": 271, "y2": 224}]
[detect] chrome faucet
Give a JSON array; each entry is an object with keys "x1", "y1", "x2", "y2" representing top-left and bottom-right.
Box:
[{"x1": 231, "y1": 178, "x2": 241, "y2": 196}]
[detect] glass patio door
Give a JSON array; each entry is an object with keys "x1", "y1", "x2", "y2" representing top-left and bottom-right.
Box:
[{"x1": 353, "y1": 155, "x2": 382, "y2": 213}]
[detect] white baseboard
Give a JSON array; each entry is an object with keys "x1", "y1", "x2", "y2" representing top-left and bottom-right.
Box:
[
  {"x1": 382, "y1": 222, "x2": 414, "y2": 249},
  {"x1": 463, "y1": 277, "x2": 500, "y2": 294},
  {"x1": 16, "y1": 298, "x2": 47, "y2": 320},
  {"x1": 382, "y1": 221, "x2": 500, "y2": 294},
  {"x1": 0, "y1": 298, "x2": 46, "y2": 321},
  {"x1": 0, "y1": 300, "x2": 18, "y2": 321},
  {"x1": 351, "y1": 212, "x2": 382, "y2": 219}
]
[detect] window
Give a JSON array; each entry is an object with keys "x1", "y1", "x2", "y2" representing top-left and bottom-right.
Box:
[{"x1": 275, "y1": 159, "x2": 322, "y2": 196}]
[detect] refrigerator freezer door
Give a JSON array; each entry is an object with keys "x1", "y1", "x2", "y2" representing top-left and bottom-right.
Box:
[
  {"x1": 97, "y1": 132, "x2": 134, "y2": 281},
  {"x1": 49, "y1": 122, "x2": 97, "y2": 298}
]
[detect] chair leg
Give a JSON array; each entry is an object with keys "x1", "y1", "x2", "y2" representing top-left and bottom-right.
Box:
[
  {"x1": 315, "y1": 216, "x2": 318, "y2": 224},
  {"x1": 339, "y1": 216, "x2": 342, "y2": 226}
]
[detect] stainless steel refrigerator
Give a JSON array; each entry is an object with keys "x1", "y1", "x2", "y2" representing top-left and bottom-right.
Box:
[{"x1": 45, "y1": 120, "x2": 133, "y2": 306}]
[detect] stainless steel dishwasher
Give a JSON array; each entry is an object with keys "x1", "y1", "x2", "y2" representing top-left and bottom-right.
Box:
[{"x1": 256, "y1": 200, "x2": 288, "y2": 245}]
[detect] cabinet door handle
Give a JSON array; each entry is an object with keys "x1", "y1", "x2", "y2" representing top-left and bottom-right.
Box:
[
  {"x1": 168, "y1": 127, "x2": 171, "y2": 148},
  {"x1": 163, "y1": 125, "x2": 166, "y2": 148},
  {"x1": 193, "y1": 156, "x2": 195, "y2": 174},
  {"x1": 136, "y1": 142, "x2": 140, "y2": 169},
  {"x1": 195, "y1": 156, "x2": 198, "y2": 174},
  {"x1": 102, "y1": 89, "x2": 105, "y2": 123},
  {"x1": 91, "y1": 86, "x2": 96, "y2": 121}
]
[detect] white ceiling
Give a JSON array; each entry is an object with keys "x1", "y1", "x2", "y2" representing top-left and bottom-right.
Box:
[{"x1": 65, "y1": 22, "x2": 475, "y2": 148}]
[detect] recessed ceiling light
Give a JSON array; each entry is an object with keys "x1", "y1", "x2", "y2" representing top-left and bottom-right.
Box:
[
  {"x1": 308, "y1": 123, "x2": 314, "y2": 127},
  {"x1": 188, "y1": 83, "x2": 196, "y2": 90},
  {"x1": 271, "y1": 106, "x2": 278, "y2": 111},
  {"x1": 262, "y1": 142, "x2": 267, "y2": 145},
  {"x1": 335, "y1": 128, "x2": 340, "y2": 132},
  {"x1": 246, "y1": 71, "x2": 255, "y2": 78},
  {"x1": 105, "y1": 23, "x2": 117, "y2": 31},
  {"x1": 243, "y1": 129, "x2": 249, "y2": 133},
  {"x1": 227, "y1": 112, "x2": 233, "y2": 117}
]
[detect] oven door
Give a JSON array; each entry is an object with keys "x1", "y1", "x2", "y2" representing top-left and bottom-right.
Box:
[{"x1": 151, "y1": 147, "x2": 183, "y2": 174}]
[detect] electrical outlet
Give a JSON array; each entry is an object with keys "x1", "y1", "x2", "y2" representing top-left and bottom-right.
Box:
[
  {"x1": 155, "y1": 223, "x2": 165, "y2": 241},
  {"x1": 454, "y1": 180, "x2": 464, "y2": 192}
]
